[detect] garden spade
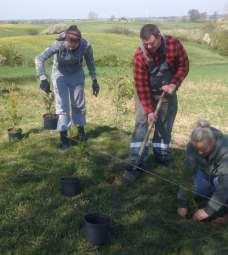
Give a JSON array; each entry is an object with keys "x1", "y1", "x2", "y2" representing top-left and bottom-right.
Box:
[{"x1": 123, "y1": 91, "x2": 166, "y2": 182}]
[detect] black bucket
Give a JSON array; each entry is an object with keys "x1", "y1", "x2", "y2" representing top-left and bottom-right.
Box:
[
  {"x1": 60, "y1": 176, "x2": 80, "y2": 197},
  {"x1": 83, "y1": 213, "x2": 111, "y2": 245},
  {"x1": 8, "y1": 128, "x2": 23, "y2": 142},
  {"x1": 43, "y1": 113, "x2": 58, "y2": 130}
]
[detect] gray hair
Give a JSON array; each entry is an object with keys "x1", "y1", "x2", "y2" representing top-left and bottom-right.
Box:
[{"x1": 190, "y1": 119, "x2": 215, "y2": 143}]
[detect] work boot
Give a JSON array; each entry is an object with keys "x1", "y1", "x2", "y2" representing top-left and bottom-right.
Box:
[
  {"x1": 122, "y1": 157, "x2": 144, "y2": 182},
  {"x1": 123, "y1": 158, "x2": 136, "y2": 172},
  {"x1": 77, "y1": 126, "x2": 87, "y2": 141},
  {"x1": 58, "y1": 131, "x2": 71, "y2": 150},
  {"x1": 154, "y1": 153, "x2": 170, "y2": 165},
  {"x1": 122, "y1": 168, "x2": 143, "y2": 182}
]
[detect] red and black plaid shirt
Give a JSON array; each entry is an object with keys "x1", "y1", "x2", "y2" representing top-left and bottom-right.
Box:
[{"x1": 133, "y1": 35, "x2": 189, "y2": 113}]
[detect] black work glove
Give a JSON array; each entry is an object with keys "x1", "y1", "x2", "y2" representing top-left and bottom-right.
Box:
[
  {"x1": 40, "y1": 79, "x2": 51, "y2": 94},
  {"x1": 92, "y1": 79, "x2": 100, "y2": 97}
]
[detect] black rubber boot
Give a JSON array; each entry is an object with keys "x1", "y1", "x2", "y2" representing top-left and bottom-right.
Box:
[
  {"x1": 77, "y1": 126, "x2": 86, "y2": 141},
  {"x1": 122, "y1": 158, "x2": 144, "y2": 182},
  {"x1": 58, "y1": 131, "x2": 70, "y2": 150},
  {"x1": 154, "y1": 153, "x2": 170, "y2": 165}
]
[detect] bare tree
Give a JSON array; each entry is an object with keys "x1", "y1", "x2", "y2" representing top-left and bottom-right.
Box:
[
  {"x1": 110, "y1": 15, "x2": 116, "y2": 21},
  {"x1": 188, "y1": 9, "x2": 201, "y2": 22},
  {"x1": 211, "y1": 12, "x2": 218, "y2": 20},
  {"x1": 200, "y1": 12, "x2": 207, "y2": 21},
  {"x1": 88, "y1": 11, "x2": 98, "y2": 20}
]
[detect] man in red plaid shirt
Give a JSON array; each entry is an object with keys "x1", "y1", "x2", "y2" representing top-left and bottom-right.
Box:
[{"x1": 124, "y1": 24, "x2": 189, "y2": 181}]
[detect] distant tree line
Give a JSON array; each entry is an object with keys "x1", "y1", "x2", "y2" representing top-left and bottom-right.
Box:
[{"x1": 187, "y1": 9, "x2": 219, "y2": 22}]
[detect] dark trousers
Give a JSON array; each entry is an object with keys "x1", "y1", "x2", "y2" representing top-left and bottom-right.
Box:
[{"x1": 129, "y1": 93, "x2": 178, "y2": 161}]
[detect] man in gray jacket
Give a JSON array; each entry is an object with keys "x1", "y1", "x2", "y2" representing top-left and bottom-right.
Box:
[
  {"x1": 35, "y1": 25, "x2": 99, "y2": 149},
  {"x1": 177, "y1": 120, "x2": 228, "y2": 222}
]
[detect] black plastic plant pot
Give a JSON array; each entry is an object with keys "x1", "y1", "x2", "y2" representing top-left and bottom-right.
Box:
[
  {"x1": 7, "y1": 128, "x2": 23, "y2": 142},
  {"x1": 83, "y1": 213, "x2": 111, "y2": 245},
  {"x1": 43, "y1": 113, "x2": 58, "y2": 130},
  {"x1": 60, "y1": 176, "x2": 81, "y2": 197}
]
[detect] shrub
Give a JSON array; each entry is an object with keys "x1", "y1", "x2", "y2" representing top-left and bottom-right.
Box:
[
  {"x1": 214, "y1": 30, "x2": 228, "y2": 56},
  {"x1": 0, "y1": 54, "x2": 7, "y2": 65},
  {"x1": 5, "y1": 85, "x2": 22, "y2": 128},
  {"x1": 202, "y1": 21, "x2": 217, "y2": 33},
  {"x1": 26, "y1": 28, "x2": 39, "y2": 35},
  {"x1": 105, "y1": 27, "x2": 137, "y2": 37},
  {"x1": 174, "y1": 29, "x2": 203, "y2": 44},
  {"x1": 112, "y1": 74, "x2": 134, "y2": 127},
  {"x1": 41, "y1": 23, "x2": 68, "y2": 35},
  {"x1": 95, "y1": 54, "x2": 130, "y2": 67},
  {"x1": 0, "y1": 85, "x2": 20, "y2": 97},
  {"x1": 0, "y1": 44, "x2": 23, "y2": 66},
  {"x1": 203, "y1": 22, "x2": 228, "y2": 56},
  {"x1": 42, "y1": 92, "x2": 55, "y2": 114}
]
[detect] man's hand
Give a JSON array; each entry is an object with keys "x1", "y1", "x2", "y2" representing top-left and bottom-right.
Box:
[
  {"x1": 147, "y1": 112, "x2": 156, "y2": 124},
  {"x1": 192, "y1": 209, "x2": 209, "y2": 221},
  {"x1": 40, "y1": 79, "x2": 51, "y2": 94},
  {"x1": 177, "y1": 208, "x2": 188, "y2": 218},
  {"x1": 92, "y1": 79, "x2": 100, "y2": 97},
  {"x1": 161, "y1": 84, "x2": 176, "y2": 94}
]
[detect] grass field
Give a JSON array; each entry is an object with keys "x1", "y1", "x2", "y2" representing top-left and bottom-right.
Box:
[{"x1": 0, "y1": 21, "x2": 228, "y2": 255}]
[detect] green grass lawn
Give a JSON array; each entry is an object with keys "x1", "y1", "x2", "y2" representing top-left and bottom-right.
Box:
[
  {"x1": 1, "y1": 128, "x2": 227, "y2": 255},
  {"x1": 0, "y1": 21, "x2": 228, "y2": 255},
  {"x1": 0, "y1": 23, "x2": 47, "y2": 37}
]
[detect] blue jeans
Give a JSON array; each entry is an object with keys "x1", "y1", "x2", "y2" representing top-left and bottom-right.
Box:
[{"x1": 194, "y1": 170, "x2": 218, "y2": 198}]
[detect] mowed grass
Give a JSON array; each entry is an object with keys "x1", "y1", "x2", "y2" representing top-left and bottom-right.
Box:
[{"x1": 0, "y1": 21, "x2": 228, "y2": 255}]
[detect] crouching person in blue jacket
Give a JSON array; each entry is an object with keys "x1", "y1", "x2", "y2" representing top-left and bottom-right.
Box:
[
  {"x1": 35, "y1": 25, "x2": 99, "y2": 149},
  {"x1": 177, "y1": 120, "x2": 228, "y2": 224}
]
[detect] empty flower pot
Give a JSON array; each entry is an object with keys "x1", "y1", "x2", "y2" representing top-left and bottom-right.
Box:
[
  {"x1": 83, "y1": 213, "x2": 111, "y2": 245},
  {"x1": 8, "y1": 128, "x2": 23, "y2": 142},
  {"x1": 60, "y1": 176, "x2": 81, "y2": 197},
  {"x1": 43, "y1": 113, "x2": 58, "y2": 130}
]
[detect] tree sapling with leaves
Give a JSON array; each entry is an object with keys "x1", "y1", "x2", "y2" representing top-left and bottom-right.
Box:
[
  {"x1": 6, "y1": 85, "x2": 23, "y2": 142},
  {"x1": 42, "y1": 91, "x2": 58, "y2": 130}
]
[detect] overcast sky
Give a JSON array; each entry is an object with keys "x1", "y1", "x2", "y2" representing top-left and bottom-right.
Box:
[{"x1": 1, "y1": 0, "x2": 228, "y2": 20}]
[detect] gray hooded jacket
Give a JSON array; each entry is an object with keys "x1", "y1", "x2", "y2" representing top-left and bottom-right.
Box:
[
  {"x1": 35, "y1": 38, "x2": 96, "y2": 84},
  {"x1": 177, "y1": 128, "x2": 228, "y2": 216}
]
